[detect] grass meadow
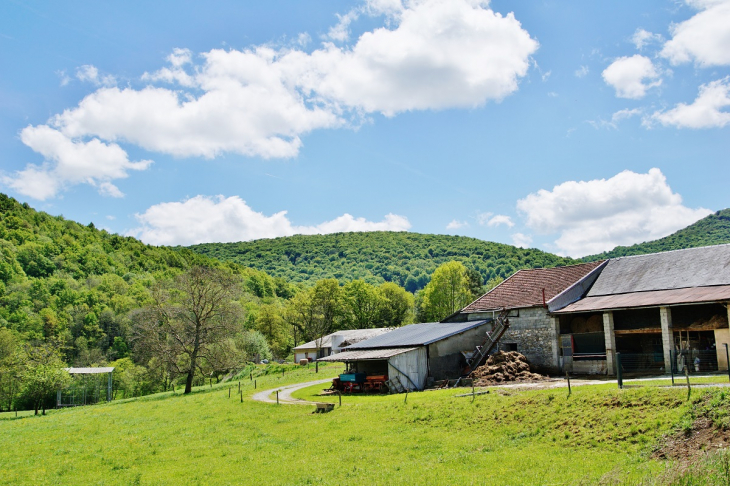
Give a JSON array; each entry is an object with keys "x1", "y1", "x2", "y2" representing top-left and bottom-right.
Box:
[{"x1": 0, "y1": 364, "x2": 727, "y2": 485}]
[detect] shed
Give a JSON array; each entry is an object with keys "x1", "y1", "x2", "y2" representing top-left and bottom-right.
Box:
[
  {"x1": 58, "y1": 367, "x2": 114, "y2": 406},
  {"x1": 293, "y1": 328, "x2": 391, "y2": 362},
  {"x1": 318, "y1": 320, "x2": 490, "y2": 391}
]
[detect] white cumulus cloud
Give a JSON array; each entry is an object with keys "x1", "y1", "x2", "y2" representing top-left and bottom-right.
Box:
[
  {"x1": 648, "y1": 77, "x2": 730, "y2": 128},
  {"x1": 129, "y1": 195, "x2": 411, "y2": 246},
  {"x1": 2, "y1": 125, "x2": 151, "y2": 200},
  {"x1": 486, "y1": 214, "x2": 514, "y2": 227},
  {"x1": 660, "y1": 0, "x2": 730, "y2": 67},
  {"x1": 12, "y1": 0, "x2": 539, "y2": 198},
  {"x1": 76, "y1": 64, "x2": 116, "y2": 87},
  {"x1": 602, "y1": 55, "x2": 662, "y2": 99},
  {"x1": 511, "y1": 233, "x2": 532, "y2": 248},
  {"x1": 632, "y1": 28, "x2": 663, "y2": 50},
  {"x1": 446, "y1": 219, "x2": 468, "y2": 229},
  {"x1": 516, "y1": 168, "x2": 711, "y2": 257}
]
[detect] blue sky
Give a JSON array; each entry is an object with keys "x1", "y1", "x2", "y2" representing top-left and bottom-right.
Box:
[{"x1": 1, "y1": 0, "x2": 728, "y2": 257}]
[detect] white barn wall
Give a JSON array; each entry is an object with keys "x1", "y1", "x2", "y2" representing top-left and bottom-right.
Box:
[{"x1": 388, "y1": 348, "x2": 427, "y2": 391}]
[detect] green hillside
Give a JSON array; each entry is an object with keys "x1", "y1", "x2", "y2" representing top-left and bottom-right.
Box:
[
  {"x1": 2, "y1": 366, "x2": 729, "y2": 485},
  {"x1": 584, "y1": 209, "x2": 730, "y2": 261},
  {"x1": 0, "y1": 193, "x2": 283, "y2": 368},
  {"x1": 187, "y1": 232, "x2": 577, "y2": 291}
]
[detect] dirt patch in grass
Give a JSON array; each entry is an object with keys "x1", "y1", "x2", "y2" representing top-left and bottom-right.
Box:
[
  {"x1": 653, "y1": 392, "x2": 730, "y2": 464},
  {"x1": 470, "y1": 351, "x2": 549, "y2": 386},
  {"x1": 653, "y1": 417, "x2": 730, "y2": 462}
]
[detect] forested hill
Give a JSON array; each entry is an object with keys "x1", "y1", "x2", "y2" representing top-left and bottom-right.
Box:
[
  {"x1": 187, "y1": 232, "x2": 577, "y2": 291},
  {"x1": 584, "y1": 209, "x2": 730, "y2": 261},
  {"x1": 0, "y1": 193, "x2": 285, "y2": 342}
]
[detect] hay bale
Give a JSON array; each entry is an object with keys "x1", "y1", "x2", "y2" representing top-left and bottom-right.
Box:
[{"x1": 299, "y1": 359, "x2": 309, "y2": 366}]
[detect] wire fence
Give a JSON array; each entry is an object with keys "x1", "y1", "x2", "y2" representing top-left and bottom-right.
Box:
[{"x1": 616, "y1": 350, "x2": 730, "y2": 389}]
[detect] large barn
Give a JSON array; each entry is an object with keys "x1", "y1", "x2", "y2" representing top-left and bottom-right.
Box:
[
  {"x1": 445, "y1": 261, "x2": 606, "y2": 373},
  {"x1": 554, "y1": 245, "x2": 730, "y2": 375},
  {"x1": 450, "y1": 244, "x2": 730, "y2": 376}
]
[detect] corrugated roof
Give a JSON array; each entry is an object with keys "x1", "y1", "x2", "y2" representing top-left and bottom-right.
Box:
[
  {"x1": 461, "y1": 261, "x2": 606, "y2": 313},
  {"x1": 318, "y1": 348, "x2": 417, "y2": 362},
  {"x1": 588, "y1": 244, "x2": 730, "y2": 297},
  {"x1": 65, "y1": 367, "x2": 114, "y2": 374},
  {"x1": 555, "y1": 285, "x2": 730, "y2": 313},
  {"x1": 293, "y1": 328, "x2": 390, "y2": 350},
  {"x1": 346, "y1": 321, "x2": 487, "y2": 349}
]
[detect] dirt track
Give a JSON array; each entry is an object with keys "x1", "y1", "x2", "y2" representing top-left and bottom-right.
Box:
[{"x1": 251, "y1": 378, "x2": 333, "y2": 405}]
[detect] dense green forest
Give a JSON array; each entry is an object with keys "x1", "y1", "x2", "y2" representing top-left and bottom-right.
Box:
[
  {"x1": 0, "y1": 194, "x2": 422, "y2": 410},
  {"x1": 0, "y1": 193, "x2": 308, "y2": 410},
  {"x1": 584, "y1": 209, "x2": 730, "y2": 261},
  {"x1": 187, "y1": 232, "x2": 577, "y2": 291}
]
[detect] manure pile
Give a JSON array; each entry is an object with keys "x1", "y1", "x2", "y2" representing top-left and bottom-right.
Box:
[{"x1": 470, "y1": 351, "x2": 548, "y2": 386}]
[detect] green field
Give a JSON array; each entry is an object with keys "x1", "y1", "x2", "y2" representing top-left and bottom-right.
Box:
[{"x1": 2, "y1": 365, "x2": 729, "y2": 485}]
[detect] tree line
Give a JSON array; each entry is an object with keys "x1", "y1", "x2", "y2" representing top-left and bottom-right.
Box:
[
  {"x1": 187, "y1": 231, "x2": 576, "y2": 290},
  {"x1": 0, "y1": 192, "x2": 508, "y2": 410}
]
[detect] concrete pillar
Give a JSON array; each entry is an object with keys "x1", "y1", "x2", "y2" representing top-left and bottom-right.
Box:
[
  {"x1": 549, "y1": 316, "x2": 561, "y2": 374},
  {"x1": 717, "y1": 305, "x2": 730, "y2": 372},
  {"x1": 603, "y1": 312, "x2": 616, "y2": 376},
  {"x1": 660, "y1": 306, "x2": 673, "y2": 373}
]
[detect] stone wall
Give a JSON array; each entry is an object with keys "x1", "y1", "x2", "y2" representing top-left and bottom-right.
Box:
[{"x1": 467, "y1": 307, "x2": 559, "y2": 373}]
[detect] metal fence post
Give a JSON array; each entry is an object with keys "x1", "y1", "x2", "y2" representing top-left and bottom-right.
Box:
[
  {"x1": 724, "y1": 344, "x2": 730, "y2": 382},
  {"x1": 616, "y1": 352, "x2": 623, "y2": 389},
  {"x1": 670, "y1": 349, "x2": 675, "y2": 386}
]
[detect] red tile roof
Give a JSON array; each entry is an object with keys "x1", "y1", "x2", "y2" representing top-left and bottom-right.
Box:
[{"x1": 461, "y1": 261, "x2": 606, "y2": 313}]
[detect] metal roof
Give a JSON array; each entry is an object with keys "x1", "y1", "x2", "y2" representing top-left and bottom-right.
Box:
[
  {"x1": 65, "y1": 367, "x2": 114, "y2": 374},
  {"x1": 293, "y1": 328, "x2": 391, "y2": 350},
  {"x1": 587, "y1": 244, "x2": 730, "y2": 297},
  {"x1": 318, "y1": 347, "x2": 417, "y2": 362},
  {"x1": 461, "y1": 262, "x2": 605, "y2": 312},
  {"x1": 346, "y1": 320, "x2": 488, "y2": 349},
  {"x1": 555, "y1": 285, "x2": 730, "y2": 313}
]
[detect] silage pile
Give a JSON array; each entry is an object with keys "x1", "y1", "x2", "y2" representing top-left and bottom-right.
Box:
[{"x1": 470, "y1": 351, "x2": 548, "y2": 386}]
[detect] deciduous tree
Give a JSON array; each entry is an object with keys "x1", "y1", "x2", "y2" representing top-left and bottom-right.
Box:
[
  {"x1": 419, "y1": 261, "x2": 472, "y2": 322},
  {"x1": 22, "y1": 339, "x2": 70, "y2": 415},
  {"x1": 132, "y1": 266, "x2": 242, "y2": 394}
]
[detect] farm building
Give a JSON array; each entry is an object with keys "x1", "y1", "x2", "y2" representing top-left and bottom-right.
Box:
[
  {"x1": 554, "y1": 245, "x2": 730, "y2": 376},
  {"x1": 319, "y1": 320, "x2": 490, "y2": 391},
  {"x1": 445, "y1": 261, "x2": 607, "y2": 373},
  {"x1": 449, "y1": 244, "x2": 730, "y2": 376},
  {"x1": 293, "y1": 328, "x2": 391, "y2": 362}
]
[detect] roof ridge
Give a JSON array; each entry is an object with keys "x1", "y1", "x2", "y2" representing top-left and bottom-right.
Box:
[{"x1": 610, "y1": 243, "x2": 730, "y2": 261}]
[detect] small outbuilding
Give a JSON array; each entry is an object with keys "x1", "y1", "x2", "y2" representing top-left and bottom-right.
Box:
[
  {"x1": 58, "y1": 367, "x2": 114, "y2": 407},
  {"x1": 293, "y1": 328, "x2": 391, "y2": 362},
  {"x1": 318, "y1": 320, "x2": 490, "y2": 391}
]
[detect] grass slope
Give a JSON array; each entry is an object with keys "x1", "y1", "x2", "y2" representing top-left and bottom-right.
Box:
[
  {"x1": 585, "y1": 209, "x2": 730, "y2": 261},
  {"x1": 186, "y1": 232, "x2": 576, "y2": 289},
  {"x1": 3, "y1": 366, "x2": 722, "y2": 485}
]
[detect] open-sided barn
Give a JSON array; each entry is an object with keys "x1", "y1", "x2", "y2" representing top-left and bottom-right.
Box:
[
  {"x1": 319, "y1": 320, "x2": 490, "y2": 390},
  {"x1": 451, "y1": 244, "x2": 730, "y2": 376},
  {"x1": 554, "y1": 245, "x2": 730, "y2": 375}
]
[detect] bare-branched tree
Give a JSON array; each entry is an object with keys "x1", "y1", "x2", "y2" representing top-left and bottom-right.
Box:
[{"x1": 132, "y1": 266, "x2": 242, "y2": 394}]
